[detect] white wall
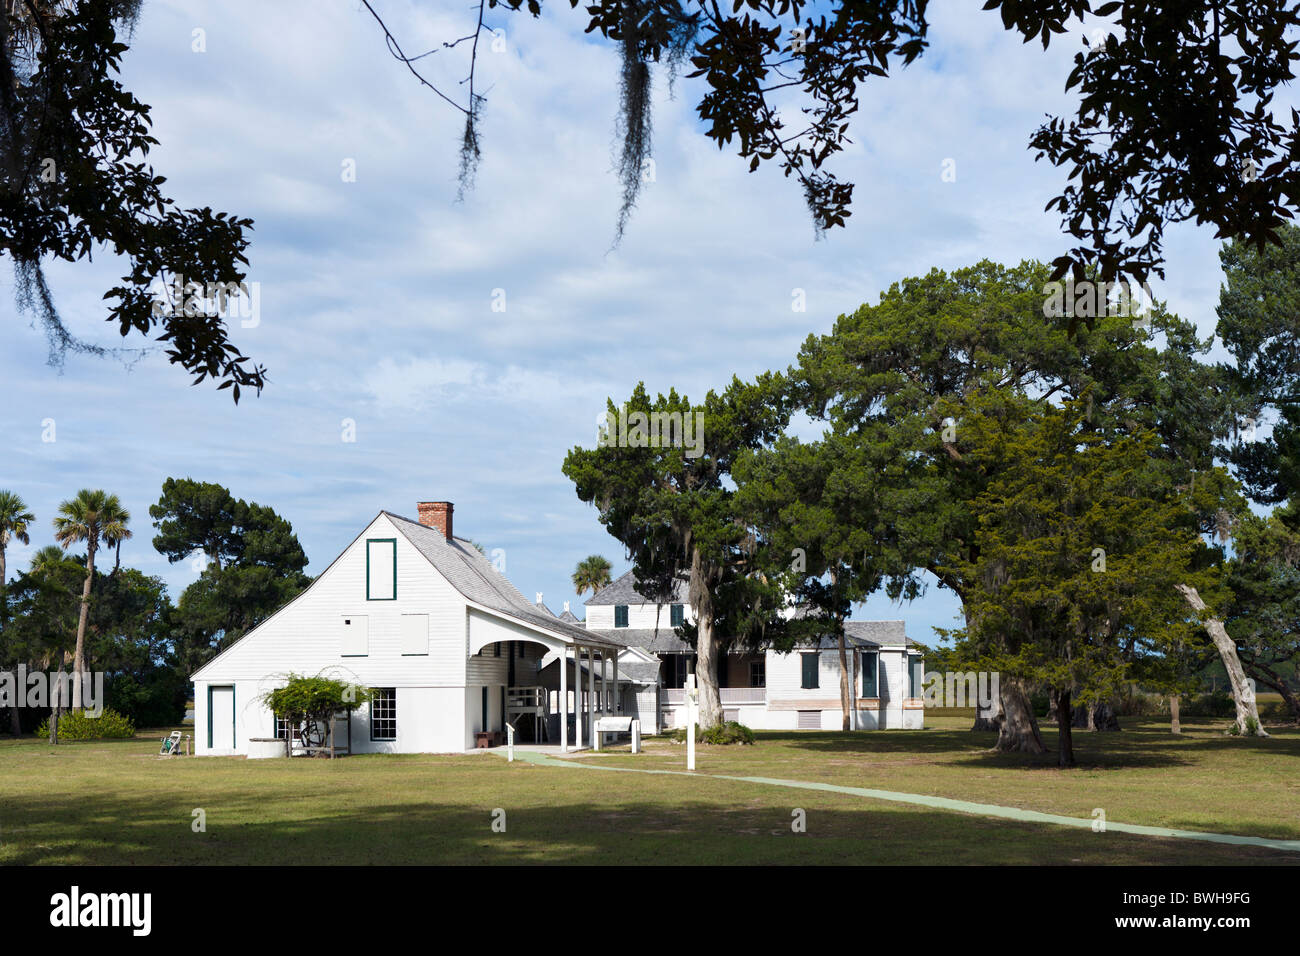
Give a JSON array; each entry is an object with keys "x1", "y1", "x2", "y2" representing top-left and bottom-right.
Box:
[
  {"x1": 193, "y1": 514, "x2": 473, "y2": 755},
  {"x1": 586, "y1": 601, "x2": 691, "y2": 631}
]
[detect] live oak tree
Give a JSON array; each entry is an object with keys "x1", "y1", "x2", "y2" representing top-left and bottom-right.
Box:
[
  {"x1": 1216, "y1": 224, "x2": 1300, "y2": 506},
  {"x1": 562, "y1": 377, "x2": 789, "y2": 728},
  {"x1": 734, "y1": 433, "x2": 915, "y2": 730},
  {"x1": 366, "y1": 0, "x2": 1300, "y2": 282},
  {"x1": 1, "y1": 1, "x2": 264, "y2": 399},
  {"x1": 943, "y1": 396, "x2": 1218, "y2": 767},
  {"x1": 795, "y1": 260, "x2": 1112, "y2": 752},
  {"x1": 1223, "y1": 504, "x2": 1300, "y2": 721},
  {"x1": 793, "y1": 257, "x2": 1261, "y2": 750}
]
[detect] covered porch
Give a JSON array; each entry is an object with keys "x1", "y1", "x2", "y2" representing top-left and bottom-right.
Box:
[{"x1": 466, "y1": 603, "x2": 632, "y2": 752}]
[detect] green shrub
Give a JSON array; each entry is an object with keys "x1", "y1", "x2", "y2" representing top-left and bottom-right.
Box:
[
  {"x1": 1181, "y1": 690, "x2": 1235, "y2": 717},
  {"x1": 669, "y1": 720, "x2": 754, "y2": 745},
  {"x1": 36, "y1": 708, "x2": 136, "y2": 740}
]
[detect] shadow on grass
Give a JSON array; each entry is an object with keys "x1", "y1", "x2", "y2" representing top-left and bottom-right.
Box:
[{"x1": 2, "y1": 785, "x2": 1296, "y2": 867}]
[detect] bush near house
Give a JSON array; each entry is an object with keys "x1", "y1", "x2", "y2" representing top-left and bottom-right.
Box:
[
  {"x1": 35, "y1": 708, "x2": 136, "y2": 741},
  {"x1": 670, "y1": 721, "x2": 755, "y2": 745}
]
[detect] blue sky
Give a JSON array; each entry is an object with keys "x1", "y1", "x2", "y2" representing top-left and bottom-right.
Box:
[{"x1": 0, "y1": 1, "x2": 1254, "y2": 647}]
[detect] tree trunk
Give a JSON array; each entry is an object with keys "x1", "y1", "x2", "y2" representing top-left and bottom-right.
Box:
[
  {"x1": 48, "y1": 702, "x2": 59, "y2": 745},
  {"x1": 964, "y1": 604, "x2": 1004, "y2": 732},
  {"x1": 1046, "y1": 687, "x2": 1059, "y2": 724},
  {"x1": 71, "y1": 543, "x2": 95, "y2": 711},
  {"x1": 0, "y1": 550, "x2": 17, "y2": 735},
  {"x1": 1071, "y1": 700, "x2": 1120, "y2": 731},
  {"x1": 1176, "y1": 584, "x2": 1268, "y2": 737},
  {"x1": 1056, "y1": 687, "x2": 1076, "y2": 768},
  {"x1": 993, "y1": 677, "x2": 1047, "y2": 753},
  {"x1": 690, "y1": 547, "x2": 723, "y2": 729},
  {"x1": 1169, "y1": 695, "x2": 1181, "y2": 734},
  {"x1": 836, "y1": 624, "x2": 851, "y2": 731},
  {"x1": 1239, "y1": 658, "x2": 1300, "y2": 722}
]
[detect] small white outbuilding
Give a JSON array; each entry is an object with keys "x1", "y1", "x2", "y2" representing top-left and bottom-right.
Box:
[{"x1": 191, "y1": 502, "x2": 626, "y2": 755}]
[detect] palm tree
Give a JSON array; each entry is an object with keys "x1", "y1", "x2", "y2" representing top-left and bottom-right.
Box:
[
  {"x1": 571, "y1": 554, "x2": 613, "y2": 599},
  {"x1": 0, "y1": 490, "x2": 34, "y2": 598},
  {"x1": 102, "y1": 504, "x2": 132, "y2": 572},
  {"x1": 29, "y1": 545, "x2": 66, "y2": 573},
  {"x1": 53, "y1": 489, "x2": 129, "y2": 710},
  {"x1": 0, "y1": 490, "x2": 35, "y2": 735}
]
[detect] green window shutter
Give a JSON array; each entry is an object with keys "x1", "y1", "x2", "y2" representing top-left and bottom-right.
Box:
[
  {"x1": 614, "y1": 605, "x2": 629, "y2": 628},
  {"x1": 801, "y1": 652, "x2": 819, "y2": 689},
  {"x1": 365, "y1": 538, "x2": 397, "y2": 601},
  {"x1": 861, "y1": 651, "x2": 878, "y2": 698},
  {"x1": 670, "y1": 603, "x2": 684, "y2": 627}
]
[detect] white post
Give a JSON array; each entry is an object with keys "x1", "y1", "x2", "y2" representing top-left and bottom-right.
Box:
[
  {"x1": 612, "y1": 651, "x2": 620, "y2": 714},
  {"x1": 600, "y1": 650, "x2": 609, "y2": 747},
  {"x1": 507, "y1": 721, "x2": 515, "y2": 762},
  {"x1": 685, "y1": 672, "x2": 697, "y2": 772},
  {"x1": 575, "y1": 646, "x2": 584, "y2": 750},
  {"x1": 631, "y1": 719, "x2": 641, "y2": 754},
  {"x1": 560, "y1": 645, "x2": 569, "y2": 752},
  {"x1": 587, "y1": 646, "x2": 596, "y2": 746}
]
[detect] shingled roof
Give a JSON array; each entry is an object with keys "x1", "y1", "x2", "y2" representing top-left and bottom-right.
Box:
[
  {"x1": 385, "y1": 512, "x2": 618, "y2": 650},
  {"x1": 585, "y1": 570, "x2": 689, "y2": 606}
]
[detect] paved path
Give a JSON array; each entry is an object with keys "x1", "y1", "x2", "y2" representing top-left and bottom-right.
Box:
[{"x1": 497, "y1": 748, "x2": 1300, "y2": 853}]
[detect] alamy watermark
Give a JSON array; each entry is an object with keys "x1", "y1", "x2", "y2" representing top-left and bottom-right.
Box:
[
  {"x1": 1041, "y1": 279, "x2": 1155, "y2": 324},
  {"x1": 920, "y1": 670, "x2": 1000, "y2": 718},
  {"x1": 596, "y1": 406, "x2": 705, "y2": 458},
  {"x1": 0, "y1": 667, "x2": 105, "y2": 717},
  {"x1": 150, "y1": 274, "x2": 261, "y2": 328}
]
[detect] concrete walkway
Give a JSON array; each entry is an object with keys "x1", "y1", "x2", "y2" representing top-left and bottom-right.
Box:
[{"x1": 497, "y1": 748, "x2": 1300, "y2": 853}]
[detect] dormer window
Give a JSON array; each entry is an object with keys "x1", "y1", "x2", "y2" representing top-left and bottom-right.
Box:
[
  {"x1": 670, "y1": 603, "x2": 684, "y2": 627},
  {"x1": 614, "y1": 605, "x2": 629, "y2": 628}
]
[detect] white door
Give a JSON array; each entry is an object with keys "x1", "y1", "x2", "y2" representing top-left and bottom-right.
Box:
[{"x1": 210, "y1": 686, "x2": 235, "y2": 751}]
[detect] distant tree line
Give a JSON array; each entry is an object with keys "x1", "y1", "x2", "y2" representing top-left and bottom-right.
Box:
[{"x1": 0, "y1": 479, "x2": 310, "y2": 738}]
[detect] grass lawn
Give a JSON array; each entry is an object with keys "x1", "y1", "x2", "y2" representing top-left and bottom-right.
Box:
[{"x1": 1, "y1": 712, "x2": 1296, "y2": 865}]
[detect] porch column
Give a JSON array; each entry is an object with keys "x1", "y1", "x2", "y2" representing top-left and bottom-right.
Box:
[
  {"x1": 560, "y1": 644, "x2": 569, "y2": 752},
  {"x1": 601, "y1": 651, "x2": 609, "y2": 717},
  {"x1": 612, "y1": 651, "x2": 619, "y2": 714},
  {"x1": 587, "y1": 645, "x2": 596, "y2": 742},
  {"x1": 574, "y1": 645, "x2": 584, "y2": 750}
]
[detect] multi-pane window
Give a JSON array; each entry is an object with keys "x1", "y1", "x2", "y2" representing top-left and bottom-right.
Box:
[
  {"x1": 749, "y1": 659, "x2": 766, "y2": 688},
  {"x1": 861, "y1": 651, "x2": 879, "y2": 698},
  {"x1": 370, "y1": 688, "x2": 396, "y2": 741},
  {"x1": 274, "y1": 715, "x2": 297, "y2": 740},
  {"x1": 670, "y1": 603, "x2": 685, "y2": 627},
  {"x1": 614, "y1": 605, "x2": 629, "y2": 628},
  {"x1": 801, "y1": 652, "x2": 820, "y2": 689}
]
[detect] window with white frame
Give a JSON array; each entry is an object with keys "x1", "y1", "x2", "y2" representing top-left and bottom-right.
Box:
[
  {"x1": 370, "y1": 688, "x2": 396, "y2": 740},
  {"x1": 749, "y1": 659, "x2": 766, "y2": 688}
]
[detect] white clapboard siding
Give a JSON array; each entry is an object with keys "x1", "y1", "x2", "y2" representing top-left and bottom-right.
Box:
[
  {"x1": 193, "y1": 514, "x2": 468, "y2": 688},
  {"x1": 586, "y1": 602, "x2": 691, "y2": 631}
]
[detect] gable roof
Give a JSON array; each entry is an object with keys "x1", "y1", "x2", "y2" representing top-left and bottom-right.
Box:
[
  {"x1": 384, "y1": 512, "x2": 617, "y2": 649},
  {"x1": 585, "y1": 570, "x2": 689, "y2": 606},
  {"x1": 558, "y1": 609, "x2": 582, "y2": 624},
  {"x1": 585, "y1": 627, "x2": 691, "y2": 653},
  {"x1": 844, "y1": 620, "x2": 910, "y2": 648}
]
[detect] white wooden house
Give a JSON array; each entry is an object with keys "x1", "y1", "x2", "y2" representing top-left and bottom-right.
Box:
[
  {"x1": 583, "y1": 572, "x2": 924, "y2": 731},
  {"x1": 192, "y1": 502, "x2": 632, "y2": 755}
]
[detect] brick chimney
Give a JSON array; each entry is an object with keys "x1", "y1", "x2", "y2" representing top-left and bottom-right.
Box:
[{"x1": 416, "y1": 501, "x2": 453, "y2": 540}]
